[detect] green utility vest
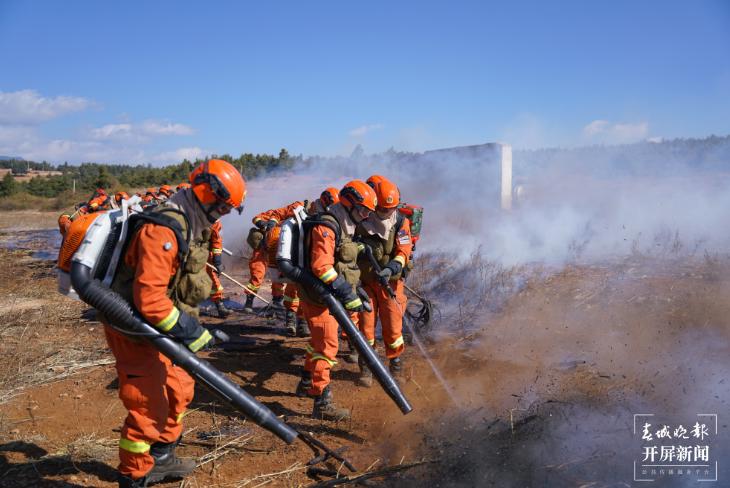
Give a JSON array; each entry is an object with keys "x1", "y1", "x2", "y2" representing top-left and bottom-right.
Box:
[
  {"x1": 299, "y1": 213, "x2": 361, "y2": 306},
  {"x1": 110, "y1": 205, "x2": 213, "y2": 320},
  {"x1": 357, "y1": 213, "x2": 408, "y2": 284}
]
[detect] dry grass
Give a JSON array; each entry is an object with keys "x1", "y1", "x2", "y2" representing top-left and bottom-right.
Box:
[{"x1": 409, "y1": 249, "x2": 538, "y2": 332}]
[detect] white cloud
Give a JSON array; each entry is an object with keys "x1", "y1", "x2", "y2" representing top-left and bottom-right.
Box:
[
  {"x1": 151, "y1": 147, "x2": 206, "y2": 164},
  {"x1": 349, "y1": 123, "x2": 384, "y2": 137},
  {"x1": 90, "y1": 120, "x2": 195, "y2": 141},
  {"x1": 90, "y1": 123, "x2": 134, "y2": 139},
  {"x1": 139, "y1": 120, "x2": 195, "y2": 136},
  {"x1": 0, "y1": 89, "x2": 93, "y2": 125},
  {"x1": 582, "y1": 119, "x2": 649, "y2": 144}
]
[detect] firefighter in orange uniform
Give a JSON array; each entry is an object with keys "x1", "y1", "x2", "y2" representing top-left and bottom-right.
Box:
[
  {"x1": 243, "y1": 200, "x2": 305, "y2": 314},
  {"x1": 207, "y1": 220, "x2": 230, "y2": 318},
  {"x1": 157, "y1": 184, "x2": 174, "y2": 201},
  {"x1": 295, "y1": 180, "x2": 375, "y2": 420},
  {"x1": 58, "y1": 189, "x2": 112, "y2": 237},
  {"x1": 355, "y1": 176, "x2": 412, "y2": 386},
  {"x1": 104, "y1": 160, "x2": 246, "y2": 488}
]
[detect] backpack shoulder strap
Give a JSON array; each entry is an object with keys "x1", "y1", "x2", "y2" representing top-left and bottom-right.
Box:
[
  {"x1": 303, "y1": 212, "x2": 342, "y2": 249},
  {"x1": 128, "y1": 208, "x2": 191, "y2": 262}
]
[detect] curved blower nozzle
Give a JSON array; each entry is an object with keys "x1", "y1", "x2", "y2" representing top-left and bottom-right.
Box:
[
  {"x1": 278, "y1": 258, "x2": 412, "y2": 415},
  {"x1": 70, "y1": 262, "x2": 298, "y2": 444}
]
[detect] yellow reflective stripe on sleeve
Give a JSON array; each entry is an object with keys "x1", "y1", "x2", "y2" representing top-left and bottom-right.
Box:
[
  {"x1": 388, "y1": 336, "x2": 405, "y2": 349},
  {"x1": 345, "y1": 297, "x2": 362, "y2": 310},
  {"x1": 310, "y1": 353, "x2": 337, "y2": 366},
  {"x1": 270, "y1": 217, "x2": 279, "y2": 223},
  {"x1": 155, "y1": 307, "x2": 180, "y2": 332},
  {"x1": 188, "y1": 329, "x2": 212, "y2": 353},
  {"x1": 318, "y1": 268, "x2": 337, "y2": 284},
  {"x1": 119, "y1": 438, "x2": 151, "y2": 454},
  {"x1": 393, "y1": 255, "x2": 406, "y2": 267},
  {"x1": 356, "y1": 243, "x2": 365, "y2": 252},
  {"x1": 253, "y1": 217, "x2": 263, "y2": 223}
]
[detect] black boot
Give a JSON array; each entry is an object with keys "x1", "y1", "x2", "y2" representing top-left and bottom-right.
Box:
[
  {"x1": 356, "y1": 355, "x2": 373, "y2": 388},
  {"x1": 295, "y1": 369, "x2": 313, "y2": 397},
  {"x1": 265, "y1": 296, "x2": 283, "y2": 320},
  {"x1": 312, "y1": 385, "x2": 350, "y2": 421},
  {"x1": 296, "y1": 317, "x2": 310, "y2": 338},
  {"x1": 342, "y1": 339, "x2": 358, "y2": 364},
  {"x1": 285, "y1": 310, "x2": 297, "y2": 337},
  {"x1": 145, "y1": 439, "x2": 196, "y2": 484},
  {"x1": 215, "y1": 301, "x2": 231, "y2": 318},
  {"x1": 244, "y1": 294, "x2": 254, "y2": 313},
  {"x1": 389, "y1": 357, "x2": 403, "y2": 378},
  {"x1": 118, "y1": 474, "x2": 147, "y2": 488}
]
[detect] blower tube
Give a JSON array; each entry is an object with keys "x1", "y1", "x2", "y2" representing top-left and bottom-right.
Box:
[
  {"x1": 277, "y1": 256, "x2": 413, "y2": 415},
  {"x1": 70, "y1": 262, "x2": 298, "y2": 444}
]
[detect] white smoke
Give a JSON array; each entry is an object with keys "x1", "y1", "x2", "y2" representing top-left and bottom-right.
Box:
[{"x1": 221, "y1": 138, "x2": 730, "y2": 266}]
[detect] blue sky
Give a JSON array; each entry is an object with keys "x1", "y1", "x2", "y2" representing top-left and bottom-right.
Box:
[{"x1": 0, "y1": 0, "x2": 728, "y2": 164}]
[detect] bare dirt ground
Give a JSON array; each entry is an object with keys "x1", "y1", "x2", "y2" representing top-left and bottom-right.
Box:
[{"x1": 1, "y1": 211, "x2": 729, "y2": 487}]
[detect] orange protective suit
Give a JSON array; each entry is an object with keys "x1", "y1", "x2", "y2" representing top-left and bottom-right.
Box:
[
  {"x1": 302, "y1": 224, "x2": 358, "y2": 395},
  {"x1": 207, "y1": 221, "x2": 224, "y2": 302},
  {"x1": 104, "y1": 223, "x2": 195, "y2": 480},
  {"x1": 246, "y1": 201, "x2": 304, "y2": 301},
  {"x1": 359, "y1": 218, "x2": 413, "y2": 359}
]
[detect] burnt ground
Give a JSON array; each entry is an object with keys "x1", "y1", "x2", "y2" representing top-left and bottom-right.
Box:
[{"x1": 1, "y1": 211, "x2": 729, "y2": 487}]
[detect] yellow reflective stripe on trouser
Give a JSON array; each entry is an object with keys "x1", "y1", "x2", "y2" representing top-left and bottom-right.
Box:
[
  {"x1": 305, "y1": 344, "x2": 314, "y2": 354},
  {"x1": 367, "y1": 338, "x2": 375, "y2": 346},
  {"x1": 211, "y1": 248, "x2": 223, "y2": 254},
  {"x1": 119, "y1": 438, "x2": 151, "y2": 454},
  {"x1": 311, "y1": 353, "x2": 337, "y2": 366},
  {"x1": 245, "y1": 283, "x2": 260, "y2": 292},
  {"x1": 283, "y1": 296, "x2": 299, "y2": 304},
  {"x1": 318, "y1": 268, "x2": 337, "y2": 284},
  {"x1": 176, "y1": 411, "x2": 186, "y2": 423},
  {"x1": 155, "y1": 307, "x2": 180, "y2": 332},
  {"x1": 388, "y1": 336, "x2": 404, "y2": 349},
  {"x1": 188, "y1": 329, "x2": 212, "y2": 352}
]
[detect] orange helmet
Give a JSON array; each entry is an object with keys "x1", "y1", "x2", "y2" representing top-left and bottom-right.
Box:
[
  {"x1": 369, "y1": 176, "x2": 400, "y2": 209},
  {"x1": 114, "y1": 191, "x2": 129, "y2": 203},
  {"x1": 190, "y1": 159, "x2": 246, "y2": 214},
  {"x1": 339, "y1": 180, "x2": 377, "y2": 212},
  {"x1": 158, "y1": 184, "x2": 173, "y2": 197},
  {"x1": 319, "y1": 187, "x2": 339, "y2": 208},
  {"x1": 366, "y1": 175, "x2": 386, "y2": 188},
  {"x1": 177, "y1": 182, "x2": 191, "y2": 191},
  {"x1": 146, "y1": 187, "x2": 157, "y2": 196}
]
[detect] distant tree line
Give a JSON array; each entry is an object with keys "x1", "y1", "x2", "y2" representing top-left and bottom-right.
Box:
[{"x1": 0, "y1": 149, "x2": 299, "y2": 199}]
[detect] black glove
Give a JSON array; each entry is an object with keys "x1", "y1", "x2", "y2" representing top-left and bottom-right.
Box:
[
  {"x1": 330, "y1": 275, "x2": 363, "y2": 312},
  {"x1": 168, "y1": 311, "x2": 215, "y2": 352},
  {"x1": 357, "y1": 285, "x2": 372, "y2": 313},
  {"x1": 255, "y1": 219, "x2": 268, "y2": 230},
  {"x1": 212, "y1": 253, "x2": 223, "y2": 274},
  {"x1": 264, "y1": 220, "x2": 277, "y2": 232},
  {"x1": 378, "y1": 259, "x2": 403, "y2": 280}
]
